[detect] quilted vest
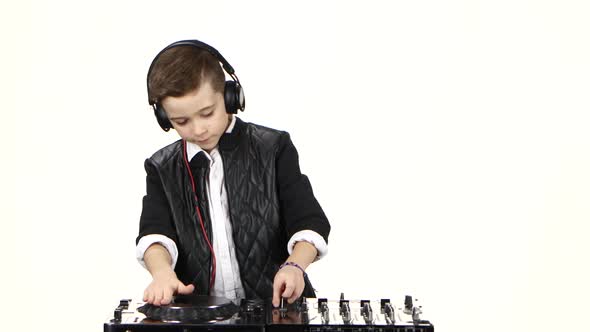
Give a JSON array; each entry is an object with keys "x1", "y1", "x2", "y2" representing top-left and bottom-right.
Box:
[{"x1": 145, "y1": 117, "x2": 315, "y2": 299}]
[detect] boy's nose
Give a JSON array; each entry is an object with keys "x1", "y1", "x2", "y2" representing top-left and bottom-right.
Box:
[{"x1": 192, "y1": 123, "x2": 207, "y2": 137}]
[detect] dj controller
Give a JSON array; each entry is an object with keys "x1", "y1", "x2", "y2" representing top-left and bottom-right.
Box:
[{"x1": 104, "y1": 294, "x2": 435, "y2": 332}]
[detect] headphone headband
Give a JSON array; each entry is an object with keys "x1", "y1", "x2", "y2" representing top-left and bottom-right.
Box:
[{"x1": 147, "y1": 39, "x2": 237, "y2": 103}]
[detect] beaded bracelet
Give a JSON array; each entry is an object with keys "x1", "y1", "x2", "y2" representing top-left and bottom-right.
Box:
[{"x1": 279, "y1": 261, "x2": 307, "y2": 277}]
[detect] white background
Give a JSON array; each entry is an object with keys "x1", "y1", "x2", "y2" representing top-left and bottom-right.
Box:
[{"x1": 2, "y1": 1, "x2": 589, "y2": 332}]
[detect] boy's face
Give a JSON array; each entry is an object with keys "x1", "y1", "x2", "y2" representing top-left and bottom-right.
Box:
[{"x1": 161, "y1": 81, "x2": 230, "y2": 152}]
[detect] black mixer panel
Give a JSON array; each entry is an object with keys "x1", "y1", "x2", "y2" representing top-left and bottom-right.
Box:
[
  {"x1": 104, "y1": 294, "x2": 434, "y2": 332},
  {"x1": 267, "y1": 294, "x2": 434, "y2": 332}
]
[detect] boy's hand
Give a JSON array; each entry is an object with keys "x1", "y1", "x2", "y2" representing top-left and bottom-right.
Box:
[
  {"x1": 272, "y1": 265, "x2": 305, "y2": 307},
  {"x1": 143, "y1": 270, "x2": 195, "y2": 306}
]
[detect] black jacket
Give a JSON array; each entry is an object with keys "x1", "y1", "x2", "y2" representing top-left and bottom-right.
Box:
[{"x1": 137, "y1": 117, "x2": 330, "y2": 299}]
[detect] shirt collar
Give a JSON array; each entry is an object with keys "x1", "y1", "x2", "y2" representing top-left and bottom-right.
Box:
[{"x1": 185, "y1": 115, "x2": 236, "y2": 161}]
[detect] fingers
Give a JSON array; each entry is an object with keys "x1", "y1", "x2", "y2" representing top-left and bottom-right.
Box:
[
  {"x1": 177, "y1": 283, "x2": 195, "y2": 295},
  {"x1": 143, "y1": 280, "x2": 194, "y2": 306},
  {"x1": 143, "y1": 286, "x2": 173, "y2": 306},
  {"x1": 285, "y1": 280, "x2": 305, "y2": 304},
  {"x1": 286, "y1": 278, "x2": 303, "y2": 304},
  {"x1": 281, "y1": 282, "x2": 296, "y2": 300},
  {"x1": 153, "y1": 288, "x2": 165, "y2": 306},
  {"x1": 161, "y1": 287, "x2": 173, "y2": 305},
  {"x1": 273, "y1": 266, "x2": 306, "y2": 306},
  {"x1": 272, "y1": 275, "x2": 284, "y2": 307},
  {"x1": 146, "y1": 288, "x2": 159, "y2": 305}
]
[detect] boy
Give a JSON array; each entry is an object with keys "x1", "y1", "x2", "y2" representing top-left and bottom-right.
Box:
[{"x1": 136, "y1": 40, "x2": 330, "y2": 307}]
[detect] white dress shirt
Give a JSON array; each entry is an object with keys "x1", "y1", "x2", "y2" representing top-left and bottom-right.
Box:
[{"x1": 136, "y1": 116, "x2": 328, "y2": 300}]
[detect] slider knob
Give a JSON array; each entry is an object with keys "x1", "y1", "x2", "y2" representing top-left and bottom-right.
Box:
[
  {"x1": 113, "y1": 308, "x2": 122, "y2": 321},
  {"x1": 279, "y1": 298, "x2": 288, "y2": 319},
  {"x1": 320, "y1": 302, "x2": 330, "y2": 323},
  {"x1": 361, "y1": 301, "x2": 373, "y2": 324},
  {"x1": 384, "y1": 303, "x2": 395, "y2": 324},
  {"x1": 340, "y1": 302, "x2": 351, "y2": 324},
  {"x1": 300, "y1": 297, "x2": 308, "y2": 312},
  {"x1": 404, "y1": 295, "x2": 413, "y2": 314},
  {"x1": 412, "y1": 306, "x2": 423, "y2": 322},
  {"x1": 279, "y1": 298, "x2": 288, "y2": 312}
]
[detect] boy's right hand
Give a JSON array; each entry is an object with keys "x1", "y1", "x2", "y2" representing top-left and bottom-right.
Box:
[{"x1": 143, "y1": 270, "x2": 195, "y2": 306}]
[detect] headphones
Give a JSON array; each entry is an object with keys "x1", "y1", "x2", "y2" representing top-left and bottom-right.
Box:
[{"x1": 147, "y1": 39, "x2": 246, "y2": 131}]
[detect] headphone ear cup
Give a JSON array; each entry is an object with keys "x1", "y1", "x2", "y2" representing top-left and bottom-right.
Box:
[
  {"x1": 153, "y1": 104, "x2": 172, "y2": 131},
  {"x1": 224, "y1": 80, "x2": 245, "y2": 114}
]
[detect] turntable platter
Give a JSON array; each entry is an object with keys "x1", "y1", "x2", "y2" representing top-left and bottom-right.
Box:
[{"x1": 137, "y1": 295, "x2": 239, "y2": 323}]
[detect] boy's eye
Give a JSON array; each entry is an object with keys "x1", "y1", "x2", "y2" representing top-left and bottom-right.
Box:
[
  {"x1": 202, "y1": 111, "x2": 214, "y2": 117},
  {"x1": 174, "y1": 120, "x2": 188, "y2": 126}
]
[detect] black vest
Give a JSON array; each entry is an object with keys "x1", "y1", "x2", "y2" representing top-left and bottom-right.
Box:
[{"x1": 145, "y1": 118, "x2": 316, "y2": 299}]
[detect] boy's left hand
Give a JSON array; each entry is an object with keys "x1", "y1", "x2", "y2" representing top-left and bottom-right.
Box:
[{"x1": 272, "y1": 265, "x2": 305, "y2": 307}]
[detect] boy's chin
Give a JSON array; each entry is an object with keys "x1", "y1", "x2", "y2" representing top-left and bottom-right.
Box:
[{"x1": 191, "y1": 140, "x2": 217, "y2": 152}]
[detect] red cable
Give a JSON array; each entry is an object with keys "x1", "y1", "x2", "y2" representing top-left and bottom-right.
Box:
[{"x1": 182, "y1": 140, "x2": 216, "y2": 291}]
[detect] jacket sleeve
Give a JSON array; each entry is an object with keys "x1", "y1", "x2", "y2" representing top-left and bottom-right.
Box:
[
  {"x1": 136, "y1": 158, "x2": 179, "y2": 245},
  {"x1": 276, "y1": 133, "x2": 331, "y2": 243}
]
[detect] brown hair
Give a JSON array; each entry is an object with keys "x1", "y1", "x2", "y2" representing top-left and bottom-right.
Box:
[{"x1": 147, "y1": 46, "x2": 225, "y2": 104}]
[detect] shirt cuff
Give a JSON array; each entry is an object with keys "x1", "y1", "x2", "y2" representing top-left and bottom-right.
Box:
[
  {"x1": 287, "y1": 230, "x2": 328, "y2": 261},
  {"x1": 136, "y1": 234, "x2": 179, "y2": 269}
]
